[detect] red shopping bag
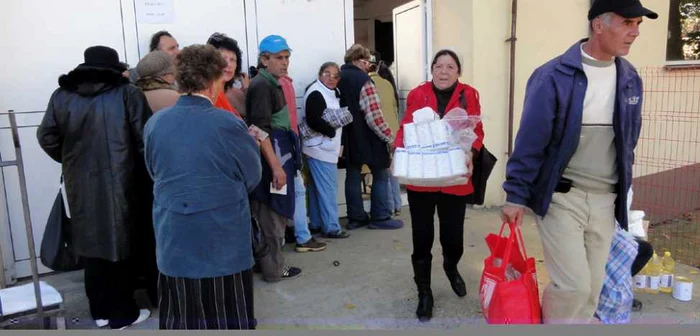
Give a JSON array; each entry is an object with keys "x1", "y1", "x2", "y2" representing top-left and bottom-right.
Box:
[{"x1": 479, "y1": 221, "x2": 542, "y2": 324}]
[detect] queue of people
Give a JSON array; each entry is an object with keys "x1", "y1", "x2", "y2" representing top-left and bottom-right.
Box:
[{"x1": 35, "y1": 0, "x2": 656, "y2": 329}]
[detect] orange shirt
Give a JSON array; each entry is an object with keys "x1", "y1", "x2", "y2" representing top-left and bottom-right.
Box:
[{"x1": 214, "y1": 92, "x2": 242, "y2": 119}]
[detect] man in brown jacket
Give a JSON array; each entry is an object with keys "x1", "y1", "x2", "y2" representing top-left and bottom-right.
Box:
[{"x1": 369, "y1": 53, "x2": 402, "y2": 216}]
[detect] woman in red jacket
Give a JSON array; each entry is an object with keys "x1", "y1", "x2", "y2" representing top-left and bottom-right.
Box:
[{"x1": 394, "y1": 49, "x2": 484, "y2": 322}]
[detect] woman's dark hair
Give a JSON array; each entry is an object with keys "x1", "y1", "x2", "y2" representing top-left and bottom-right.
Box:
[
  {"x1": 431, "y1": 49, "x2": 462, "y2": 75},
  {"x1": 149, "y1": 31, "x2": 173, "y2": 52},
  {"x1": 175, "y1": 44, "x2": 227, "y2": 94},
  {"x1": 207, "y1": 32, "x2": 244, "y2": 89}
]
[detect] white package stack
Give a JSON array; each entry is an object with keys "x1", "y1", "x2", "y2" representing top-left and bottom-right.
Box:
[
  {"x1": 430, "y1": 120, "x2": 449, "y2": 148},
  {"x1": 403, "y1": 123, "x2": 419, "y2": 149},
  {"x1": 422, "y1": 153, "x2": 438, "y2": 178},
  {"x1": 393, "y1": 148, "x2": 409, "y2": 178},
  {"x1": 407, "y1": 151, "x2": 423, "y2": 179},
  {"x1": 436, "y1": 151, "x2": 452, "y2": 178},
  {"x1": 417, "y1": 123, "x2": 434, "y2": 149},
  {"x1": 413, "y1": 107, "x2": 437, "y2": 124},
  {"x1": 449, "y1": 147, "x2": 468, "y2": 176}
]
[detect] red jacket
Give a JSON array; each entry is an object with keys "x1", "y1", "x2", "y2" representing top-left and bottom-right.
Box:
[{"x1": 394, "y1": 81, "x2": 484, "y2": 196}]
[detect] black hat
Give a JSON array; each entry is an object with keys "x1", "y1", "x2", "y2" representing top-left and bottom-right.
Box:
[
  {"x1": 588, "y1": 0, "x2": 658, "y2": 21},
  {"x1": 76, "y1": 46, "x2": 127, "y2": 73}
]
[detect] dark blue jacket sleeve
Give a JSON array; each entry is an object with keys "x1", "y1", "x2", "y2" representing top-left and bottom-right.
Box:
[
  {"x1": 502, "y1": 69, "x2": 557, "y2": 206},
  {"x1": 225, "y1": 117, "x2": 263, "y2": 192}
]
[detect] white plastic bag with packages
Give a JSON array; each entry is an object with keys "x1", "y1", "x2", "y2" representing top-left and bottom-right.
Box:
[{"x1": 391, "y1": 107, "x2": 481, "y2": 187}]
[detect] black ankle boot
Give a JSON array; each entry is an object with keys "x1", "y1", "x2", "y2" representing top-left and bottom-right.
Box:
[
  {"x1": 412, "y1": 258, "x2": 433, "y2": 322},
  {"x1": 444, "y1": 262, "x2": 467, "y2": 297},
  {"x1": 416, "y1": 284, "x2": 433, "y2": 322}
]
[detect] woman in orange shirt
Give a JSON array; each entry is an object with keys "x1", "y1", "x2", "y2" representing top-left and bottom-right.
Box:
[{"x1": 207, "y1": 32, "x2": 247, "y2": 119}]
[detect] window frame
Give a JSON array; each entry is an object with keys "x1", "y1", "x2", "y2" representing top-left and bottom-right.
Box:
[{"x1": 665, "y1": 0, "x2": 700, "y2": 66}]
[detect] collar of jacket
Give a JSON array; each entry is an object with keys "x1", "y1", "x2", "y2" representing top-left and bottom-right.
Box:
[
  {"x1": 558, "y1": 38, "x2": 638, "y2": 88},
  {"x1": 258, "y1": 68, "x2": 281, "y2": 87},
  {"x1": 177, "y1": 94, "x2": 215, "y2": 107},
  {"x1": 341, "y1": 63, "x2": 365, "y2": 74}
]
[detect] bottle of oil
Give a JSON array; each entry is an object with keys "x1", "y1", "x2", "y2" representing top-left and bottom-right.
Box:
[
  {"x1": 659, "y1": 251, "x2": 676, "y2": 294},
  {"x1": 634, "y1": 262, "x2": 649, "y2": 292},
  {"x1": 645, "y1": 253, "x2": 662, "y2": 294}
]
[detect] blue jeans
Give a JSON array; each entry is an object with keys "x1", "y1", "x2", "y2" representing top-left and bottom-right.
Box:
[
  {"x1": 306, "y1": 158, "x2": 343, "y2": 234},
  {"x1": 294, "y1": 171, "x2": 312, "y2": 244},
  {"x1": 345, "y1": 164, "x2": 391, "y2": 221},
  {"x1": 388, "y1": 176, "x2": 402, "y2": 212}
]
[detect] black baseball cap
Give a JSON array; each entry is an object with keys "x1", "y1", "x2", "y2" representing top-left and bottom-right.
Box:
[{"x1": 588, "y1": 0, "x2": 658, "y2": 21}]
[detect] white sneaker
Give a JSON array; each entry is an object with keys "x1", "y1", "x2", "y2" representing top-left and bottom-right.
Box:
[
  {"x1": 118, "y1": 309, "x2": 151, "y2": 330},
  {"x1": 95, "y1": 319, "x2": 109, "y2": 328}
]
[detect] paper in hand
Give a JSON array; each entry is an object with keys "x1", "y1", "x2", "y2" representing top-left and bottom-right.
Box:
[{"x1": 270, "y1": 183, "x2": 288, "y2": 195}]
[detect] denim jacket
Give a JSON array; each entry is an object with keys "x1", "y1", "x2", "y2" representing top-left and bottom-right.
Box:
[{"x1": 144, "y1": 95, "x2": 262, "y2": 278}]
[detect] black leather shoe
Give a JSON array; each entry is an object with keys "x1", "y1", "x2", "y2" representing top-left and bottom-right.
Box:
[
  {"x1": 346, "y1": 219, "x2": 369, "y2": 230},
  {"x1": 444, "y1": 264, "x2": 467, "y2": 297},
  {"x1": 632, "y1": 298, "x2": 643, "y2": 312}
]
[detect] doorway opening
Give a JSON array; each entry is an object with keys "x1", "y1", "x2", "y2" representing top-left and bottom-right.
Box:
[{"x1": 352, "y1": 0, "x2": 414, "y2": 68}]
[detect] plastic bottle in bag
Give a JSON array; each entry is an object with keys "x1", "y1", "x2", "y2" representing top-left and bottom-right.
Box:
[
  {"x1": 505, "y1": 264, "x2": 521, "y2": 281},
  {"x1": 493, "y1": 258, "x2": 503, "y2": 267}
]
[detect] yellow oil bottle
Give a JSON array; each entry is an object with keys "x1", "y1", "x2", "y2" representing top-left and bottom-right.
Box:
[
  {"x1": 645, "y1": 253, "x2": 662, "y2": 294},
  {"x1": 634, "y1": 262, "x2": 649, "y2": 292},
  {"x1": 659, "y1": 251, "x2": 676, "y2": 294}
]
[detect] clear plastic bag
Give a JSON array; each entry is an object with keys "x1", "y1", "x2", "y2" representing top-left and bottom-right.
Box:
[{"x1": 443, "y1": 107, "x2": 481, "y2": 153}]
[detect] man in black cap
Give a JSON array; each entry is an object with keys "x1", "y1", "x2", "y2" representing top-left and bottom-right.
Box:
[
  {"x1": 501, "y1": 0, "x2": 657, "y2": 324},
  {"x1": 37, "y1": 45, "x2": 153, "y2": 329}
]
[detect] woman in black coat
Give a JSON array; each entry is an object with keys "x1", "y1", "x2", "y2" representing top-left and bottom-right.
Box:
[{"x1": 37, "y1": 46, "x2": 153, "y2": 329}]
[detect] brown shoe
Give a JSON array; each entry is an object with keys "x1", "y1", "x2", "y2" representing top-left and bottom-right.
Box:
[{"x1": 295, "y1": 238, "x2": 327, "y2": 252}]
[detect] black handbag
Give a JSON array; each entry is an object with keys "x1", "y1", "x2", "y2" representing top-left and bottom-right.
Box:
[
  {"x1": 457, "y1": 90, "x2": 498, "y2": 205},
  {"x1": 40, "y1": 179, "x2": 84, "y2": 272},
  {"x1": 466, "y1": 145, "x2": 497, "y2": 205}
]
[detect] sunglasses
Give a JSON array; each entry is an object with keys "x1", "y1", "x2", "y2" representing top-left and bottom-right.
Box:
[{"x1": 322, "y1": 72, "x2": 340, "y2": 80}]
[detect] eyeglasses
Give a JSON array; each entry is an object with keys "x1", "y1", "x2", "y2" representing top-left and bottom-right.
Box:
[{"x1": 322, "y1": 72, "x2": 340, "y2": 80}]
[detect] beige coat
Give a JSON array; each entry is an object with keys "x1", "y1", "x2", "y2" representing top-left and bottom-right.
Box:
[{"x1": 144, "y1": 89, "x2": 180, "y2": 113}]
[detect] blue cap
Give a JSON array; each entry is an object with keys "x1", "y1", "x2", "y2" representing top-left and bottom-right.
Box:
[{"x1": 259, "y1": 35, "x2": 292, "y2": 54}]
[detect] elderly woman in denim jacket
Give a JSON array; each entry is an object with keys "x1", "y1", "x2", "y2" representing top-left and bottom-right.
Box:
[{"x1": 144, "y1": 44, "x2": 262, "y2": 330}]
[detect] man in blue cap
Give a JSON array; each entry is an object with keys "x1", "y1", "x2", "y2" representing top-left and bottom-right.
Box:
[
  {"x1": 246, "y1": 35, "x2": 325, "y2": 282},
  {"x1": 501, "y1": 0, "x2": 657, "y2": 324}
]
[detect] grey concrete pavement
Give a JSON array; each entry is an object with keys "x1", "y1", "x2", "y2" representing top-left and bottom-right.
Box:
[{"x1": 9, "y1": 207, "x2": 700, "y2": 329}]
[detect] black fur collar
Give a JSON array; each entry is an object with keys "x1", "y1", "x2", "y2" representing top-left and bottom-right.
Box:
[{"x1": 58, "y1": 68, "x2": 129, "y2": 95}]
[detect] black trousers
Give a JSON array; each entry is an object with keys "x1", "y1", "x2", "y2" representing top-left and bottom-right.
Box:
[
  {"x1": 158, "y1": 270, "x2": 256, "y2": 330},
  {"x1": 632, "y1": 237, "x2": 654, "y2": 276},
  {"x1": 132, "y1": 222, "x2": 159, "y2": 308},
  {"x1": 407, "y1": 190, "x2": 469, "y2": 265},
  {"x1": 84, "y1": 257, "x2": 140, "y2": 329}
]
